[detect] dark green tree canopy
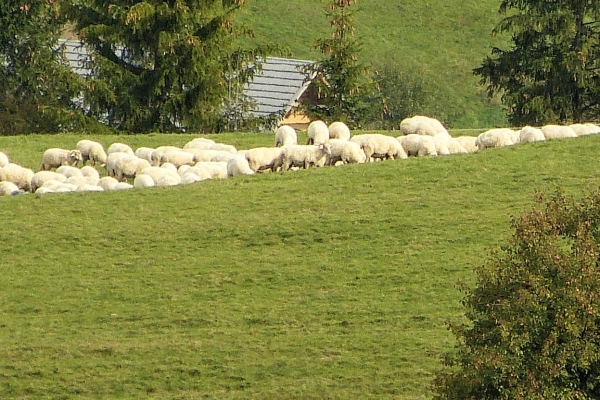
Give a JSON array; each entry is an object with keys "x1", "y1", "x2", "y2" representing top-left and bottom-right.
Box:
[
  {"x1": 474, "y1": 0, "x2": 600, "y2": 126},
  {"x1": 0, "y1": 0, "x2": 92, "y2": 134},
  {"x1": 68, "y1": 0, "x2": 269, "y2": 132},
  {"x1": 434, "y1": 189, "x2": 600, "y2": 399}
]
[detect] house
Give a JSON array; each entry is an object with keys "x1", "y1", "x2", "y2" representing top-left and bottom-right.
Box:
[{"x1": 59, "y1": 39, "x2": 317, "y2": 129}]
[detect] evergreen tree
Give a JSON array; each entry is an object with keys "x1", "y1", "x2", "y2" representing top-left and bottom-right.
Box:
[
  {"x1": 474, "y1": 0, "x2": 600, "y2": 126},
  {"x1": 433, "y1": 189, "x2": 600, "y2": 399},
  {"x1": 69, "y1": 0, "x2": 268, "y2": 132},
  {"x1": 0, "y1": 0, "x2": 90, "y2": 134},
  {"x1": 300, "y1": 0, "x2": 372, "y2": 127}
]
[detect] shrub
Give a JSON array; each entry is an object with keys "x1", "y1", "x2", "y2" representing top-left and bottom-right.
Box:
[{"x1": 433, "y1": 189, "x2": 600, "y2": 399}]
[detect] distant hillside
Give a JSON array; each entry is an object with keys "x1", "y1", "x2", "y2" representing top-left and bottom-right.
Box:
[{"x1": 238, "y1": 0, "x2": 509, "y2": 129}]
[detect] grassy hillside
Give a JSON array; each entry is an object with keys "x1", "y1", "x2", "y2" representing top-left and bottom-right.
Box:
[
  {"x1": 239, "y1": 0, "x2": 508, "y2": 129},
  {"x1": 1, "y1": 133, "x2": 599, "y2": 398}
]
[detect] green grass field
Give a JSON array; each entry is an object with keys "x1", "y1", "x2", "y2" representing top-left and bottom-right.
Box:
[
  {"x1": 0, "y1": 132, "x2": 598, "y2": 398},
  {"x1": 238, "y1": 0, "x2": 509, "y2": 128}
]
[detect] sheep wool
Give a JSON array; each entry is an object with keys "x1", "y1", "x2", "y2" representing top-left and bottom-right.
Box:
[
  {"x1": 306, "y1": 120, "x2": 330, "y2": 145},
  {"x1": 245, "y1": 147, "x2": 285, "y2": 172},
  {"x1": 328, "y1": 121, "x2": 351, "y2": 140},
  {"x1": 227, "y1": 156, "x2": 255, "y2": 177},
  {"x1": 0, "y1": 163, "x2": 34, "y2": 191},
  {"x1": 41, "y1": 148, "x2": 83, "y2": 170},
  {"x1": 281, "y1": 143, "x2": 332, "y2": 170},
  {"x1": 0, "y1": 181, "x2": 20, "y2": 196},
  {"x1": 76, "y1": 140, "x2": 107, "y2": 166},
  {"x1": 0, "y1": 151, "x2": 9, "y2": 168},
  {"x1": 106, "y1": 143, "x2": 134, "y2": 155},
  {"x1": 518, "y1": 126, "x2": 545, "y2": 143},
  {"x1": 274, "y1": 125, "x2": 298, "y2": 147},
  {"x1": 351, "y1": 134, "x2": 408, "y2": 161},
  {"x1": 541, "y1": 125, "x2": 578, "y2": 140},
  {"x1": 398, "y1": 134, "x2": 437, "y2": 157}
]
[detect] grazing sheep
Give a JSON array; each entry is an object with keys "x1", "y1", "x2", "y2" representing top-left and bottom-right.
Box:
[
  {"x1": 398, "y1": 134, "x2": 438, "y2": 157},
  {"x1": 327, "y1": 139, "x2": 366, "y2": 165},
  {"x1": 139, "y1": 166, "x2": 181, "y2": 185},
  {"x1": 106, "y1": 143, "x2": 134, "y2": 155},
  {"x1": 41, "y1": 148, "x2": 83, "y2": 170},
  {"x1": 181, "y1": 173, "x2": 204, "y2": 184},
  {"x1": 134, "y1": 174, "x2": 156, "y2": 188},
  {"x1": 35, "y1": 187, "x2": 55, "y2": 194},
  {"x1": 455, "y1": 136, "x2": 479, "y2": 153},
  {"x1": 183, "y1": 138, "x2": 215, "y2": 150},
  {"x1": 107, "y1": 154, "x2": 150, "y2": 181},
  {"x1": 0, "y1": 181, "x2": 20, "y2": 196},
  {"x1": 350, "y1": 134, "x2": 408, "y2": 161},
  {"x1": 518, "y1": 126, "x2": 546, "y2": 143},
  {"x1": 42, "y1": 180, "x2": 79, "y2": 192},
  {"x1": 432, "y1": 134, "x2": 451, "y2": 156},
  {"x1": 80, "y1": 166, "x2": 100, "y2": 181},
  {"x1": 113, "y1": 182, "x2": 133, "y2": 190},
  {"x1": 98, "y1": 176, "x2": 119, "y2": 191},
  {"x1": 31, "y1": 171, "x2": 67, "y2": 192},
  {"x1": 245, "y1": 147, "x2": 285, "y2": 172},
  {"x1": 210, "y1": 152, "x2": 239, "y2": 163},
  {"x1": 209, "y1": 143, "x2": 237, "y2": 153},
  {"x1": 306, "y1": 120, "x2": 330, "y2": 145},
  {"x1": 275, "y1": 125, "x2": 298, "y2": 147},
  {"x1": 281, "y1": 143, "x2": 332, "y2": 170},
  {"x1": 568, "y1": 123, "x2": 600, "y2": 136},
  {"x1": 192, "y1": 162, "x2": 228, "y2": 179},
  {"x1": 400, "y1": 115, "x2": 448, "y2": 136},
  {"x1": 76, "y1": 140, "x2": 107, "y2": 166},
  {"x1": 56, "y1": 165, "x2": 84, "y2": 179},
  {"x1": 80, "y1": 185, "x2": 104, "y2": 192},
  {"x1": 183, "y1": 149, "x2": 232, "y2": 163},
  {"x1": 134, "y1": 147, "x2": 156, "y2": 163},
  {"x1": 156, "y1": 148, "x2": 196, "y2": 168},
  {"x1": 105, "y1": 152, "x2": 131, "y2": 178},
  {"x1": 0, "y1": 151, "x2": 9, "y2": 168},
  {"x1": 151, "y1": 146, "x2": 182, "y2": 166},
  {"x1": 227, "y1": 157, "x2": 255, "y2": 177},
  {"x1": 0, "y1": 163, "x2": 34, "y2": 191},
  {"x1": 328, "y1": 121, "x2": 351, "y2": 140},
  {"x1": 476, "y1": 128, "x2": 517, "y2": 149},
  {"x1": 541, "y1": 125, "x2": 578, "y2": 140}
]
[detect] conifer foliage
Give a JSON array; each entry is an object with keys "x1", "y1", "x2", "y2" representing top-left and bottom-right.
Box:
[
  {"x1": 433, "y1": 189, "x2": 600, "y2": 399},
  {"x1": 474, "y1": 0, "x2": 600, "y2": 126},
  {"x1": 69, "y1": 0, "x2": 267, "y2": 132}
]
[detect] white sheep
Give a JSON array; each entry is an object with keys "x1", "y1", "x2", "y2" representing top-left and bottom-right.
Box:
[
  {"x1": 210, "y1": 152, "x2": 239, "y2": 163},
  {"x1": 0, "y1": 151, "x2": 9, "y2": 168},
  {"x1": 183, "y1": 149, "x2": 231, "y2": 163},
  {"x1": 541, "y1": 125, "x2": 578, "y2": 140},
  {"x1": 98, "y1": 176, "x2": 119, "y2": 191},
  {"x1": 192, "y1": 162, "x2": 228, "y2": 179},
  {"x1": 568, "y1": 123, "x2": 600, "y2": 136},
  {"x1": 476, "y1": 128, "x2": 517, "y2": 150},
  {"x1": 398, "y1": 134, "x2": 438, "y2": 157},
  {"x1": 80, "y1": 166, "x2": 100, "y2": 181},
  {"x1": 0, "y1": 163, "x2": 34, "y2": 191},
  {"x1": 56, "y1": 165, "x2": 84, "y2": 179},
  {"x1": 327, "y1": 139, "x2": 366, "y2": 165},
  {"x1": 350, "y1": 134, "x2": 408, "y2": 161},
  {"x1": 139, "y1": 166, "x2": 181, "y2": 185},
  {"x1": 105, "y1": 152, "x2": 131, "y2": 178},
  {"x1": 244, "y1": 147, "x2": 285, "y2": 172},
  {"x1": 76, "y1": 140, "x2": 107, "y2": 166},
  {"x1": 31, "y1": 171, "x2": 67, "y2": 192},
  {"x1": 274, "y1": 125, "x2": 298, "y2": 147},
  {"x1": 227, "y1": 156, "x2": 255, "y2": 177},
  {"x1": 183, "y1": 168, "x2": 212, "y2": 182},
  {"x1": 306, "y1": 120, "x2": 330, "y2": 145},
  {"x1": 41, "y1": 148, "x2": 83, "y2": 170},
  {"x1": 281, "y1": 143, "x2": 332, "y2": 170},
  {"x1": 400, "y1": 115, "x2": 448, "y2": 136},
  {"x1": 328, "y1": 121, "x2": 351, "y2": 140},
  {"x1": 209, "y1": 143, "x2": 237, "y2": 153},
  {"x1": 134, "y1": 147, "x2": 156, "y2": 163},
  {"x1": 156, "y1": 175, "x2": 181, "y2": 187},
  {"x1": 181, "y1": 173, "x2": 204, "y2": 184},
  {"x1": 106, "y1": 143, "x2": 134, "y2": 155},
  {"x1": 156, "y1": 148, "x2": 195, "y2": 168},
  {"x1": 432, "y1": 134, "x2": 451, "y2": 156},
  {"x1": 0, "y1": 181, "x2": 20, "y2": 196},
  {"x1": 113, "y1": 182, "x2": 133, "y2": 190},
  {"x1": 108, "y1": 154, "x2": 151, "y2": 181},
  {"x1": 183, "y1": 138, "x2": 216, "y2": 150},
  {"x1": 518, "y1": 126, "x2": 546, "y2": 143},
  {"x1": 455, "y1": 136, "x2": 479, "y2": 153},
  {"x1": 134, "y1": 174, "x2": 156, "y2": 188}
]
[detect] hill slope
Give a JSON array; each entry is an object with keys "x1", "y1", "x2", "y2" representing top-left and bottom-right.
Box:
[
  {"x1": 239, "y1": 0, "x2": 509, "y2": 129},
  {"x1": 1, "y1": 133, "x2": 600, "y2": 398}
]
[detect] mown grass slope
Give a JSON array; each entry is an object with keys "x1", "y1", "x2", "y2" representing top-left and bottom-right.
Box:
[
  {"x1": 239, "y1": 0, "x2": 509, "y2": 129},
  {"x1": 0, "y1": 133, "x2": 598, "y2": 398}
]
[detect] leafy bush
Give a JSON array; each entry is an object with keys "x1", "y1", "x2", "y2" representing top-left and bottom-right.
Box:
[{"x1": 433, "y1": 189, "x2": 600, "y2": 399}]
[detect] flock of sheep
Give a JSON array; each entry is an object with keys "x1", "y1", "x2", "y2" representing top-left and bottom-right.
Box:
[{"x1": 0, "y1": 115, "x2": 599, "y2": 197}]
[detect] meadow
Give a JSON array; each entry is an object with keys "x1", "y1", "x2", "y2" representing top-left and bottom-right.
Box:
[
  {"x1": 238, "y1": 0, "x2": 509, "y2": 128},
  {"x1": 0, "y1": 131, "x2": 598, "y2": 398}
]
